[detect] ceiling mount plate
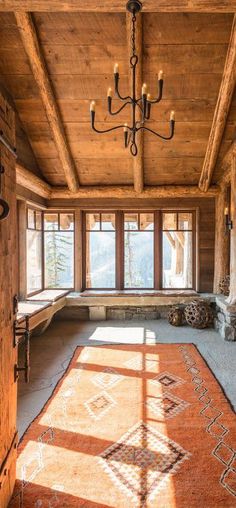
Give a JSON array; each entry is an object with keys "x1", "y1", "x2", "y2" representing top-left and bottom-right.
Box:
[{"x1": 126, "y1": 0, "x2": 142, "y2": 13}]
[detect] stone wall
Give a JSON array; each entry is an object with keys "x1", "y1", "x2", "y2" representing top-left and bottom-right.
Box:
[
  {"x1": 107, "y1": 306, "x2": 171, "y2": 320},
  {"x1": 214, "y1": 296, "x2": 236, "y2": 341}
]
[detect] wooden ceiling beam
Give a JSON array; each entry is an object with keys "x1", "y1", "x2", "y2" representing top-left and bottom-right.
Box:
[
  {"x1": 15, "y1": 12, "x2": 79, "y2": 192},
  {"x1": 126, "y1": 11, "x2": 143, "y2": 193},
  {"x1": 217, "y1": 140, "x2": 236, "y2": 185},
  {"x1": 16, "y1": 162, "x2": 52, "y2": 198},
  {"x1": 50, "y1": 185, "x2": 219, "y2": 199},
  {"x1": 199, "y1": 15, "x2": 236, "y2": 192},
  {"x1": 1, "y1": 1, "x2": 235, "y2": 11}
]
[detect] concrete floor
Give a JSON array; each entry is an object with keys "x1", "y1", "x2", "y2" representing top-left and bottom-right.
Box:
[{"x1": 17, "y1": 318, "x2": 236, "y2": 438}]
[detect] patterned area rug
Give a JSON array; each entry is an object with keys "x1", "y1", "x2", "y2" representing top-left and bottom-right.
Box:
[{"x1": 10, "y1": 344, "x2": 236, "y2": 507}]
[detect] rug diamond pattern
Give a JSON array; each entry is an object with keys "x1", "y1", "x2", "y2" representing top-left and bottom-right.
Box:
[{"x1": 99, "y1": 421, "x2": 191, "y2": 504}]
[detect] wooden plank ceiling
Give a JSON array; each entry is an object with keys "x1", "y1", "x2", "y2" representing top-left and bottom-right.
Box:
[{"x1": 0, "y1": 11, "x2": 235, "y2": 188}]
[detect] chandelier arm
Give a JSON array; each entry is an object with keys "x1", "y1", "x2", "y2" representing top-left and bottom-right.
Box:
[
  {"x1": 108, "y1": 100, "x2": 131, "y2": 116},
  {"x1": 91, "y1": 123, "x2": 131, "y2": 134},
  {"x1": 145, "y1": 102, "x2": 151, "y2": 120},
  {"x1": 115, "y1": 88, "x2": 132, "y2": 102},
  {"x1": 114, "y1": 74, "x2": 132, "y2": 101},
  {"x1": 137, "y1": 121, "x2": 175, "y2": 140},
  {"x1": 148, "y1": 79, "x2": 163, "y2": 104}
]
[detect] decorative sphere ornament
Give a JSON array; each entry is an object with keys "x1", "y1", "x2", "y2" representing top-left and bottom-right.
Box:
[
  {"x1": 184, "y1": 299, "x2": 213, "y2": 329},
  {"x1": 168, "y1": 306, "x2": 184, "y2": 327}
]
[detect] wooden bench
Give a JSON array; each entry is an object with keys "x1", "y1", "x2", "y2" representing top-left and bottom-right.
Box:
[{"x1": 17, "y1": 290, "x2": 69, "y2": 335}]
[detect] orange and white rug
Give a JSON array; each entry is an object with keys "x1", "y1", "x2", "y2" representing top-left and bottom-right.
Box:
[{"x1": 10, "y1": 344, "x2": 236, "y2": 507}]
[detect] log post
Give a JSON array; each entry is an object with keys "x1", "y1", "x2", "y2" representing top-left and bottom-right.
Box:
[
  {"x1": 213, "y1": 183, "x2": 230, "y2": 293},
  {"x1": 74, "y1": 209, "x2": 83, "y2": 291},
  {"x1": 227, "y1": 156, "x2": 236, "y2": 304}
]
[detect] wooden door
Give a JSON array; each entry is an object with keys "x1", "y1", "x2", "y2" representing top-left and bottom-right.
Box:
[{"x1": 0, "y1": 92, "x2": 18, "y2": 507}]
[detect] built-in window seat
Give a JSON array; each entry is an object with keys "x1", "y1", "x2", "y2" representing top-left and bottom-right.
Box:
[
  {"x1": 16, "y1": 290, "x2": 236, "y2": 341},
  {"x1": 17, "y1": 290, "x2": 69, "y2": 334},
  {"x1": 60, "y1": 290, "x2": 214, "y2": 322}
]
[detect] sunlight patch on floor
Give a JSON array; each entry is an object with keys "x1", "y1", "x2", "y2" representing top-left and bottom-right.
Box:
[{"x1": 88, "y1": 326, "x2": 145, "y2": 343}]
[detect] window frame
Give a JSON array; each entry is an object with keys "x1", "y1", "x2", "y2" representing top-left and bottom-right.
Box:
[
  {"x1": 26, "y1": 208, "x2": 75, "y2": 296},
  {"x1": 26, "y1": 207, "x2": 43, "y2": 297},
  {"x1": 43, "y1": 211, "x2": 75, "y2": 291},
  {"x1": 161, "y1": 210, "x2": 196, "y2": 290},
  {"x1": 83, "y1": 209, "x2": 196, "y2": 291},
  {"x1": 83, "y1": 211, "x2": 117, "y2": 290}
]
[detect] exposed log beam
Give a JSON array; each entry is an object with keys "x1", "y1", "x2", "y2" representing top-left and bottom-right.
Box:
[
  {"x1": 15, "y1": 12, "x2": 79, "y2": 192},
  {"x1": 50, "y1": 185, "x2": 219, "y2": 200},
  {"x1": 16, "y1": 162, "x2": 52, "y2": 198},
  {"x1": 217, "y1": 140, "x2": 236, "y2": 185},
  {"x1": 16, "y1": 163, "x2": 219, "y2": 200},
  {"x1": 1, "y1": 1, "x2": 236, "y2": 11},
  {"x1": 126, "y1": 11, "x2": 143, "y2": 193},
  {"x1": 199, "y1": 15, "x2": 236, "y2": 192}
]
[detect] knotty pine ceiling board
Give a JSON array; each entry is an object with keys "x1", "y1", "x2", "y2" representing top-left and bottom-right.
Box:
[{"x1": 0, "y1": 11, "x2": 235, "y2": 187}]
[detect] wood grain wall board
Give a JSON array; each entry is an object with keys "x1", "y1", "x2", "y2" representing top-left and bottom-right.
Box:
[
  {"x1": 144, "y1": 158, "x2": 204, "y2": 185},
  {"x1": 0, "y1": 11, "x2": 232, "y2": 47},
  {"x1": 0, "y1": 72, "x2": 224, "y2": 103},
  {"x1": 143, "y1": 13, "x2": 234, "y2": 44},
  {"x1": 28, "y1": 157, "x2": 207, "y2": 186},
  {"x1": 0, "y1": 43, "x2": 227, "y2": 77},
  {"x1": 15, "y1": 97, "x2": 236, "y2": 124},
  {"x1": 36, "y1": 157, "x2": 133, "y2": 186},
  {"x1": 0, "y1": 0, "x2": 235, "y2": 11},
  {"x1": 143, "y1": 44, "x2": 229, "y2": 75}
]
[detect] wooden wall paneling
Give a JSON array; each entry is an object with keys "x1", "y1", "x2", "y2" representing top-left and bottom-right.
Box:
[
  {"x1": 0, "y1": 93, "x2": 17, "y2": 508},
  {"x1": 0, "y1": 0, "x2": 236, "y2": 12},
  {"x1": 143, "y1": 13, "x2": 234, "y2": 45}
]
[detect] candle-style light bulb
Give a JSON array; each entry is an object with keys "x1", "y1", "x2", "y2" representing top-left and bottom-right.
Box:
[
  {"x1": 224, "y1": 207, "x2": 229, "y2": 216},
  {"x1": 114, "y1": 63, "x2": 119, "y2": 74},
  {"x1": 142, "y1": 83, "x2": 147, "y2": 96},
  {"x1": 107, "y1": 87, "x2": 113, "y2": 97},
  {"x1": 124, "y1": 123, "x2": 128, "y2": 132},
  {"x1": 90, "y1": 101, "x2": 96, "y2": 112},
  {"x1": 158, "y1": 70, "x2": 164, "y2": 80},
  {"x1": 170, "y1": 110, "x2": 175, "y2": 121}
]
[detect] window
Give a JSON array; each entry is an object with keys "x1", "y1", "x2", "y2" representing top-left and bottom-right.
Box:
[
  {"x1": 124, "y1": 213, "x2": 154, "y2": 288},
  {"x1": 85, "y1": 213, "x2": 116, "y2": 288},
  {"x1": 26, "y1": 209, "x2": 43, "y2": 295},
  {"x1": 44, "y1": 213, "x2": 74, "y2": 289},
  {"x1": 26, "y1": 209, "x2": 75, "y2": 296},
  {"x1": 162, "y1": 212, "x2": 193, "y2": 289},
  {"x1": 84, "y1": 210, "x2": 195, "y2": 291}
]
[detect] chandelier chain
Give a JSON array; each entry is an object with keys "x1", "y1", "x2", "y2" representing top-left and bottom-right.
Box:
[{"x1": 89, "y1": 0, "x2": 175, "y2": 157}]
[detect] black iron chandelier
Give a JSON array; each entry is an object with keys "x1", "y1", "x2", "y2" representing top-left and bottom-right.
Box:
[{"x1": 90, "y1": 0, "x2": 175, "y2": 156}]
